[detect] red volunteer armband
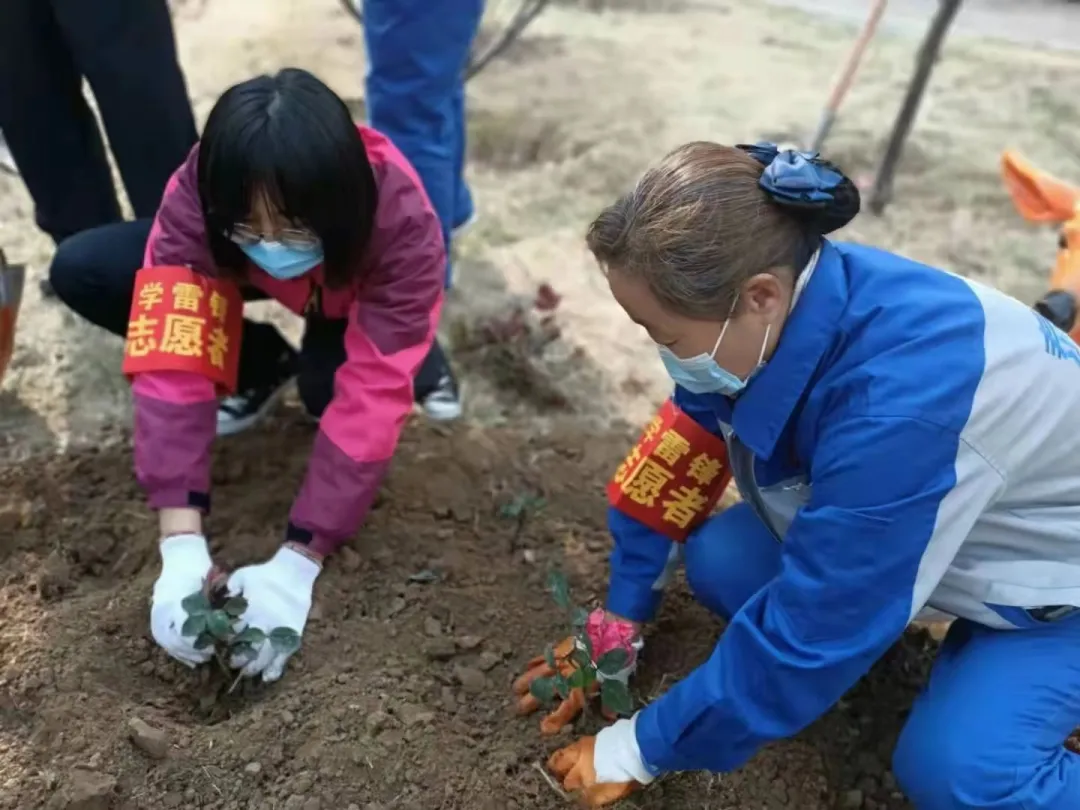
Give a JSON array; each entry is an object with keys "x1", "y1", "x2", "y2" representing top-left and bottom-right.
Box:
[
  {"x1": 121, "y1": 266, "x2": 243, "y2": 394},
  {"x1": 606, "y1": 399, "x2": 733, "y2": 542}
]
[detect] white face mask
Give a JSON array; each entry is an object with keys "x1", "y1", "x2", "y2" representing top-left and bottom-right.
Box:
[
  {"x1": 655, "y1": 247, "x2": 820, "y2": 397},
  {"x1": 656, "y1": 308, "x2": 770, "y2": 396}
]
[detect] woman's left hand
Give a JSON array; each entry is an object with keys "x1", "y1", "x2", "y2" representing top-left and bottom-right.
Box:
[{"x1": 226, "y1": 545, "x2": 321, "y2": 682}]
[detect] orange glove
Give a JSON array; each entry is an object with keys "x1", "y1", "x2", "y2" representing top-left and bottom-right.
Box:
[
  {"x1": 513, "y1": 635, "x2": 595, "y2": 733},
  {"x1": 546, "y1": 717, "x2": 657, "y2": 807},
  {"x1": 513, "y1": 611, "x2": 641, "y2": 735}
]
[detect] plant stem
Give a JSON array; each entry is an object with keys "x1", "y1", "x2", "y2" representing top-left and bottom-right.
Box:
[
  {"x1": 531, "y1": 762, "x2": 571, "y2": 801},
  {"x1": 227, "y1": 669, "x2": 245, "y2": 695},
  {"x1": 215, "y1": 649, "x2": 231, "y2": 679}
]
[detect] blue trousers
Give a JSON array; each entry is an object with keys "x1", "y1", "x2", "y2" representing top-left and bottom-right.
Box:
[
  {"x1": 684, "y1": 503, "x2": 1080, "y2": 810},
  {"x1": 363, "y1": 0, "x2": 483, "y2": 289}
]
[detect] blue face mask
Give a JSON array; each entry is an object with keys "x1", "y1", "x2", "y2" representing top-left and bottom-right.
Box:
[
  {"x1": 240, "y1": 240, "x2": 323, "y2": 280},
  {"x1": 657, "y1": 302, "x2": 771, "y2": 397}
]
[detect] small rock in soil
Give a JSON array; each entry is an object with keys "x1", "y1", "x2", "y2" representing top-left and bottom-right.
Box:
[
  {"x1": 49, "y1": 770, "x2": 116, "y2": 810},
  {"x1": 292, "y1": 772, "x2": 315, "y2": 794},
  {"x1": 423, "y1": 616, "x2": 443, "y2": 637},
  {"x1": 365, "y1": 711, "x2": 391, "y2": 735},
  {"x1": 127, "y1": 717, "x2": 169, "y2": 759},
  {"x1": 840, "y1": 789, "x2": 864, "y2": 809},
  {"x1": 295, "y1": 737, "x2": 324, "y2": 763},
  {"x1": 453, "y1": 665, "x2": 487, "y2": 694},
  {"x1": 431, "y1": 605, "x2": 451, "y2": 623},
  {"x1": 245, "y1": 762, "x2": 262, "y2": 775},
  {"x1": 440, "y1": 686, "x2": 458, "y2": 712},
  {"x1": 422, "y1": 637, "x2": 457, "y2": 661},
  {"x1": 386, "y1": 597, "x2": 407, "y2": 618},
  {"x1": 456, "y1": 635, "x2": 484, "y2": 651},
  {"x1": 477, "y1": 651, "x2": 501, "y2": 672},
  {"x1": 402, "y1": 707, "x2": 436, "y2": 727},
  {"x1": 338, "y1": 546, "x2": 361, "y2": 571},
  {"x1": 585, "y1": 537, "x2": 609, "y2": 552},
  {"x1": 381, "y1": 728, "x2": 406, "y2": 747}
]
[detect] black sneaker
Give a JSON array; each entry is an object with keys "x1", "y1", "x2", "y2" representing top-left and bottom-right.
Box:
[
  {"x1": 418, "y1": 373, "x2": 462, "y2": 421},
  {"x1": 216, "y1": 375, "x2": 295, "y2": 437}
]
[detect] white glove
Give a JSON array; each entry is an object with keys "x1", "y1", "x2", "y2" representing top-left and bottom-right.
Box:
[
  {"x1": 594, "y1": 714, "x2": 657, "y2": 786},
  {"x1": 226, "y1": 546, "x2": 320, "y2": 682},
  {"x1": 151, "y1": 533, "x2": 215, "y2": 668}
]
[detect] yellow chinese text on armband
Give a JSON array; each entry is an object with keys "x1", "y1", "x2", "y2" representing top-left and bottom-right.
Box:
[
  {"x1": 120, "y1": 266, "x2": 243, "y2": 394},
  {"x1": 606, "y1": 399, "x2": 733, "y2": 542}
]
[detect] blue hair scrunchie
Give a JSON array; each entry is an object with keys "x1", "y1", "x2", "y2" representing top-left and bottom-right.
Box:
[{"x1": 736, "y1": 141, "x2": 860, "y2": 234}]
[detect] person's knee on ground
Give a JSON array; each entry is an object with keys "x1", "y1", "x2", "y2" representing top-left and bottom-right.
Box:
[
  {"x1": 683, "y1": 502, "x2": 782, "y2": 620},
  {"x1": 891, "y1": 699, "x2": 1054, "y2": 810},
  {"x1": 48, "y1": 231, "x2": 99, "y2": 314},
  {"x1": 48, "y1": 234, "x2": 89, "y2": 315},
  {"x1": 892, "y1": 619, "x2": 1080, "y2": 810},
  {"x1": 49, "y1": 219, "x2": 151, "y2": 334}
]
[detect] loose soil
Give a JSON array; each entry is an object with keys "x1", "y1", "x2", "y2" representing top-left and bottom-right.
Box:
[{"x1": 0, "y1": 406, "x2": 943, "y2": 810}]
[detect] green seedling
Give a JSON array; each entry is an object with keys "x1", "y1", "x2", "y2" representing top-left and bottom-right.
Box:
[
  {"x1": 180, "y1": 576, "x2": 301, "y2": 694},
  {"x1": 528, "y1": 570, "x2": 635, "y2": 718},
  {"x1": 498, "y1": 492, "x2": 547, "y2": 520}
]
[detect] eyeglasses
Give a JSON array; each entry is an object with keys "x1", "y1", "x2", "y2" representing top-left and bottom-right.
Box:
[{"x1": 227, "y1": 223, "x2": 320, "y2": 251}]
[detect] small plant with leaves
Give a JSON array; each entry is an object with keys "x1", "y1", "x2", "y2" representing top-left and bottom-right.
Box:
[
  {"x1": 529, "y1": 570, "x2": 635, "y2": 719},
  {"x1": 498, "y1": 491, "x2": 547, "y2": 521},
  {"x1": 180, "y1": 574, "x2": 301, "y2": 693}
]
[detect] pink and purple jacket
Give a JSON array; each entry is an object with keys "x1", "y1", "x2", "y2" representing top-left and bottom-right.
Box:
[{"x1": 132, "y1": 126, "x2": 445, "y2": 556}]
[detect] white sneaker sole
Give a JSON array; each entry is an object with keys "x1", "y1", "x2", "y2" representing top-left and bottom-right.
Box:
[
  {"x1": 451, "y1": 211, "x2": 478, "y2": 239},
  {"x1": 417, "y1": 381, "x2": 465, "y2": 422},
  {"x1": 423, "y1": 398, "x2": 463, "y2": 421}
]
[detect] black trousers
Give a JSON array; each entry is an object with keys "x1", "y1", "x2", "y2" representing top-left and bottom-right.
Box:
[
  {"x1": 0, "y1": 0, "x2": 197, "y2": 243},
  {"x1": 48, "y1": 219, "x2": 451, "y2": 414}
]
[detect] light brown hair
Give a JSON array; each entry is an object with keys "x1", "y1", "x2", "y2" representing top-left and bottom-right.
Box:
[{"x1": 586, "y1": 142, "x2": 815, "y2": 319}]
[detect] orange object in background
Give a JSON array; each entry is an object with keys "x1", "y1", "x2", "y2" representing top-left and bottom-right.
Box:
[
  {"x1": 1001, "y1": 150, "x2": 1080, "y2": 343},
  {"x1": 0, "y1": 250, "x2": 25, "y2": 386}
]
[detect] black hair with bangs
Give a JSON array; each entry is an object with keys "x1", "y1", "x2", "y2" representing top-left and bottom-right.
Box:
[{"x1": 197, "y1": 68, "x2": 377, "y2": 289}]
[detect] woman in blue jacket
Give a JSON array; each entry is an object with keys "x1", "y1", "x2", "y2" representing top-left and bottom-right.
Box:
[{"x1": 514, "y1": 141, "x2": 1080, "y2": 810}]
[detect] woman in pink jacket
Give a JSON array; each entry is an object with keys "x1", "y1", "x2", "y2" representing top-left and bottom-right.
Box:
[{"x1": 49, "y1": 68, "x2": 447, "y2": 682}]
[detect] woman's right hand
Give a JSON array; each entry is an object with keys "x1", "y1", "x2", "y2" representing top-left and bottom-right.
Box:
[
  {"x1": 512, "y1": 611, "x2": 641, "y2": 735},
  {"x1": 150, "y1": 533, "x2": 215, "y2": 668}
]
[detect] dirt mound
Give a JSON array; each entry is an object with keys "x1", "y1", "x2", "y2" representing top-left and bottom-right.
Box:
[{"x1": 0, "y1": 408, "x2": 938, "y2": 810}]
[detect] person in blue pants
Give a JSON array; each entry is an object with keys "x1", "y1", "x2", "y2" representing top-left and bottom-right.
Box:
[
  {"x1": 363, "y1": 0, "x2": 485, "y2": 420},
  {"x1": 512, "y1": 140, "x2": 1080, "y2": 809}
]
